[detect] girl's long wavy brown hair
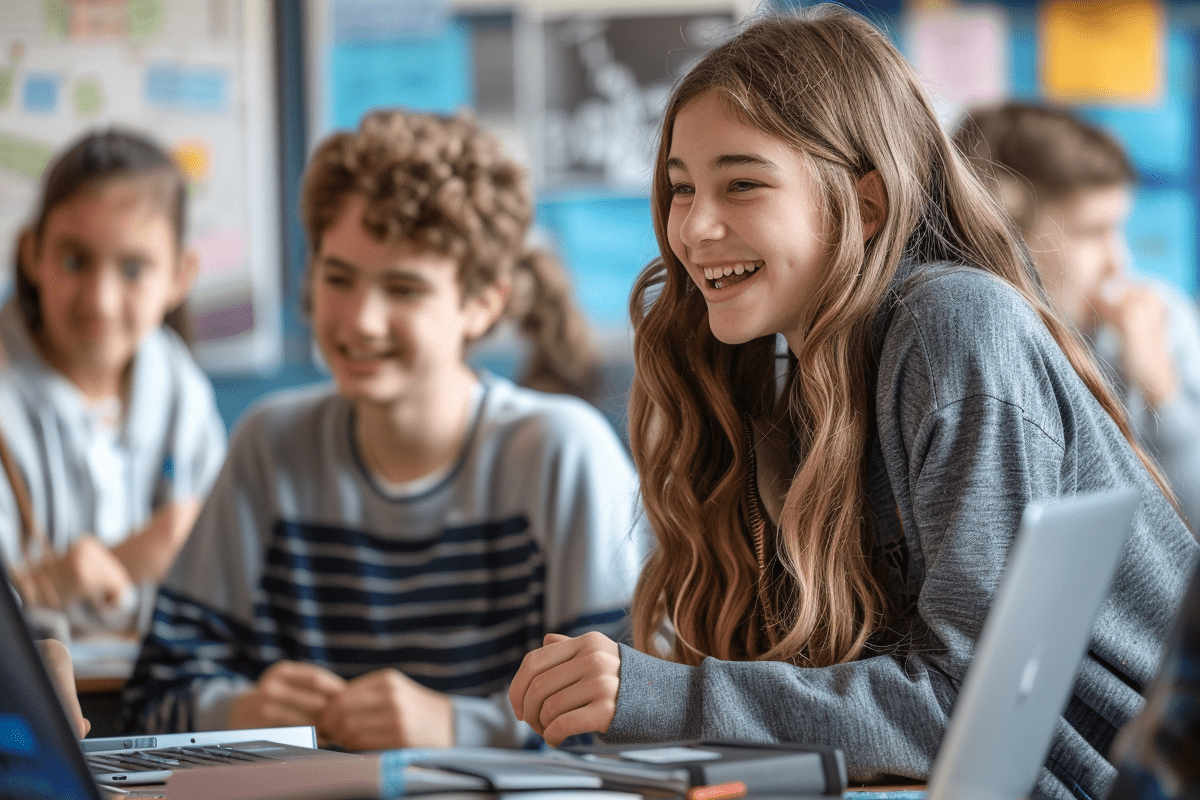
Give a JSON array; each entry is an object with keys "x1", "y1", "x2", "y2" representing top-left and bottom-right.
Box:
[
  {"x1": 628, "y1": 4, "x2": 1177, "y2": 668},
  {"x1": 301, "y1": 109, "x2": 598, "y2": 398}
]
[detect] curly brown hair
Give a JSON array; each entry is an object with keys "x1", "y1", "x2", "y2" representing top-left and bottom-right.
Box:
[{"x1": 301, "y1": 109, "x2": 598, "y2": 398}]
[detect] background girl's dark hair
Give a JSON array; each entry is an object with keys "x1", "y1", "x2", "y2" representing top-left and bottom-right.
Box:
[
  {"x1": 15, "y1": 127, "x2": 193, "y2": 343},
  {"x1": 300, "y1": 108, "x2": 599, "y2": 399}
]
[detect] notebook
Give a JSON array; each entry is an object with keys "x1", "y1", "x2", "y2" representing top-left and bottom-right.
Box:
[{"x1": 0, "y1": 551, "x2": 359, "y2": 800}]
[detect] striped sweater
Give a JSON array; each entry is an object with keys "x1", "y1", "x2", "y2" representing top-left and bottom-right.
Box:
[{"x1": 119, "y1": 373, "x2": 644, "y2": 747}]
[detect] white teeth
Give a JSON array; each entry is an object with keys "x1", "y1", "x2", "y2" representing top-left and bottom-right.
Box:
[{"x1": 702, "y1": 262, "x2": 762, "y2": 287}]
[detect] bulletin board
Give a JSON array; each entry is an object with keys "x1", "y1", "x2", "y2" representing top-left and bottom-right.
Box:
[
  {"x1": 302, "y1": 0, "x2": 739, "y2": 343},
  {"x1": 0, "y1": 0, "x2": 282, "y2": 375}
]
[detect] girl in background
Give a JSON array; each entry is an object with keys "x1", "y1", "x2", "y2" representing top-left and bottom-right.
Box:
[
  {"x1": 1, "y1": 128, "x2": 226, "y2": 634},
  {"x1": 509, "y1": 7, "x2": 1197, "y2": 798},
  {"x1": 120, "y1": 109, "x2": 643, "y2": 750}
]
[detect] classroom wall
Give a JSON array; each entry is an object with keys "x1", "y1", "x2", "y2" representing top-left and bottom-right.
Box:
[{"x1": 2, "y1": 0, "x2": 1196, "y2": 436}]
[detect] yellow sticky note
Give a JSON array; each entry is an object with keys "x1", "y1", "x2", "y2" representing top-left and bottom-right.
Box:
[
  {"x1": 1041, "y1": 0, "x2": 1164, "y2": 104},
  {"x1": 174, "y1": 141, "x2": 210, "y2": 183}
]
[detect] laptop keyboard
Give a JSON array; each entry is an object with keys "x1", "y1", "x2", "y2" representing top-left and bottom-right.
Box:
[{"x1": 85, "y1": 744, "x2": 277, "y2": 774}]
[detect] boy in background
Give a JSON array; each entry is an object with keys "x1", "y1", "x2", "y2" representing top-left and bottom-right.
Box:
[{"x1": 954, "y1": 102, "x2": 1200, "y2": 529}]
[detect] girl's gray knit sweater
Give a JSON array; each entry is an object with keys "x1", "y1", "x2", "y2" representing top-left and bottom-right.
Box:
[{"x1": 605, "y1": 266, "x2": 1198, "y2": 800}]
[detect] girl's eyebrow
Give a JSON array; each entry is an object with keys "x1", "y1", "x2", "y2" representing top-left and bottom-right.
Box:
[
  {"x1": 665, "y1": 154, "x2": 780, "y2": 172},
  {"x1": 712, "y1": 153, "x2": 779, "y2": 171}
]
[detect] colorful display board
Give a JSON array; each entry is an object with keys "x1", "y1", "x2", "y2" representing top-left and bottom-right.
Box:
[{"x1": 0, "y1": 0, "x2": 281, "y2": 374}]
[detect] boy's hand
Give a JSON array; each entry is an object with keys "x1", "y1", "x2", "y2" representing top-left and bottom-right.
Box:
[
  {"x1": 1094, "y1": 279, "x2": 1179, "y2": 408},
  {"x1": 509, "y1": 631, "x2": 621, "y2": 746},
  {"x1": 317, "y1": 668, "x2": 453, "y2": 750},
  {"x1": 228, "y1": 660, "x2": 346, "y2": 731}
]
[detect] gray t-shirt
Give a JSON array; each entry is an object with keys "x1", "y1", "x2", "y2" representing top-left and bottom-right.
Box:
[
  {"x1": 121, "y1": 371, "x2": 646, "y2": 747},
  {"x1": 605, "y1": 266, "x2": 1198, "y2": 800}
]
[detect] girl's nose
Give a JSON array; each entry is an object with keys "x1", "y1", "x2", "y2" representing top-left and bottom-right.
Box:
[
  {"x1": 678, "y1": 195, "x2": 726, "y2": 247},
  {"x1": 80, "y1": 265, "x2": 123, "y2": 319}
]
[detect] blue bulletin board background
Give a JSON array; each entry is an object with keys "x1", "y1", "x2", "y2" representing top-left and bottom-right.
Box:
[{"x1": 244, "y1": 0, "x2": 1200, "y2": 431}]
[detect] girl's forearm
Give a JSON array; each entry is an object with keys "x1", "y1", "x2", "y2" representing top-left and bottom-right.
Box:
[{"x1": 110, "y1": 498, "x2": 202, "y2": 583}]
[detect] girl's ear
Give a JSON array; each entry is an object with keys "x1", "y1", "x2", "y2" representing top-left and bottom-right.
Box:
[
  {"x1": 16, "y1": 229, "x2": 39, "y2": 286},
  {"x1": 857, "y1": 170, "x2": 888, "y2": 241},
  {"x1": 170, "y1": 249, "x2": 201, "y2": 308},
  {"x1": 463, "y1": 279, "x2": 511, "y2": 342}
]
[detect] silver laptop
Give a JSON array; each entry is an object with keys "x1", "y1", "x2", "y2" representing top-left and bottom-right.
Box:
[
  {"x1": 0, "y1": 552, "x2": 359, "y2": 799},
  {"x1": 927, "y1": 487, "x2": 1141, "y2": 800}
]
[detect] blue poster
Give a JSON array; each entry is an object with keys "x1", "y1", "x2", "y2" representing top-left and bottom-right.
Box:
[
  {"x1": 1127, "y1": 188, "x2": 1197, "y2": 296},
  {"x1": 329, "y1": 20, "x2": 472, "y2": 129},
  {"x1": 536, "y1": 193, "x2": 660, "y2": 330}
]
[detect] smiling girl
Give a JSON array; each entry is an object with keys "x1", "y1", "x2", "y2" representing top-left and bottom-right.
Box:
[
  {"x1": 1, "y1": 128, "x2": 226, "y2": 635},
  {"x1": 508, "y1": 7, "x2": 1197, "y2": 798},
  {"x1": 120, "y1": 109, "x2": 643, "y2": 750}
]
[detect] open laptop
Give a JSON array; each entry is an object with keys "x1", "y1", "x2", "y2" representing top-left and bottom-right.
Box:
[
  {"x1": 0, "y1": 553, "x2": 359, "y2": 799},
  {"x1": 926, "y1": 486, "x2": 1141, "y2": 800}
]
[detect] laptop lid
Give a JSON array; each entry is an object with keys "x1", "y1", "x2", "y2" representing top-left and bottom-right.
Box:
[
  {"x1": 0, "y1": 556, "x2": 105, "y2": 800},
  {"x1": 927, "y1": 487, "x2": 1141, "y2": 800}
]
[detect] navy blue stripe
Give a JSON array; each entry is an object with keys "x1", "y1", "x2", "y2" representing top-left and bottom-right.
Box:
[
  {"x1": 274, "y1": 516, "x2": 530, "y2": 552},
  {"x1": 556, "y1": 608, "x2": 628, "y2": 633},
  {"x1": 260, "y1": 570, "x2": 544, "y2": 607},
  {"x1": 264, "y1": 547, "x2": 541, "y2": 579},
  {"x1": 261, "y1": 601, "x2": 541, "y2": 636}
]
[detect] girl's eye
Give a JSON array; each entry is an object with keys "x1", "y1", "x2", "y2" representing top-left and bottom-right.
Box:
[
  {"x1": 60, "y1": 252, "x2": 84, "y2": 273},
  {"x1": 323, "y1": 272, "x2": 352, "y2": 289},
  {"x1": 120, "y1": 259, "x2": 144, "y2": 280},
  {"x1": 667, "y1": 182, "x2": 694, "y2": 197},
  {"x1": 728, "y1": 180, "x2": 761, "y2": 193}
]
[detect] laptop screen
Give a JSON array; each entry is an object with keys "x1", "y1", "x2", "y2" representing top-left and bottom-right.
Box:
[{"x1": 0, "y1": 556, "x2": 103, "y2": 800}]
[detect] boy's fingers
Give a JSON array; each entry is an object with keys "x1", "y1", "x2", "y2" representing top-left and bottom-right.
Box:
[{"x1": 275, "y1": 661, "x2": 347, "y2": 696}]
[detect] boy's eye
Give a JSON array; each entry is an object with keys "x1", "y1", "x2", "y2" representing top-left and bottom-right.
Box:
[
  {"x1": 119, "y1": 259, "x2": 145, "y2": 280},
  {"x1": 385, "y1": 283, "x2": 422, "y2": 299}
]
